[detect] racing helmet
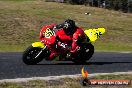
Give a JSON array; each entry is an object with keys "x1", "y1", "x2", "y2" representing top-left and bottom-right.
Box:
[{"x1": 63, "y1": 19, "x2": 76, "y2": 35}]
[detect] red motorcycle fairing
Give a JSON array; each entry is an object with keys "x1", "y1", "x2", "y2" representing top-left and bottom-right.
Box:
[
  {"x1": 40, "y1": 24, "x2": 65, "y2": 60},
  {"x1": 40, "y1": 24, "x2": 57, "y2": 45}
]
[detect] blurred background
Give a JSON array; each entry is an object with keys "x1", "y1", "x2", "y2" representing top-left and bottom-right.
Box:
[{"x1": 46, "y1": 0, "x2": 132, "y2": 13}]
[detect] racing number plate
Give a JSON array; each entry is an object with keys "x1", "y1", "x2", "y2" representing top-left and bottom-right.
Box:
[{"x1": 44, "y1": 28, "x2": 55, "y2": 38}]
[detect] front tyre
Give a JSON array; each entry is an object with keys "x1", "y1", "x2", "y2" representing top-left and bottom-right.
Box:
[{"x1": 22, "y1": 46, "x2": 44, "y2": 65}]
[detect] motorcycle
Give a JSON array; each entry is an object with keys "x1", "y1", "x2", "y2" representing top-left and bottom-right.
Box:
[{"x1": 22, "y1": 27, "x2": 105, "y2": 65}]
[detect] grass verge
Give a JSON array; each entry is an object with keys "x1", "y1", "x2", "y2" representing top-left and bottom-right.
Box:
[
  {"x1": 0, "y1": 74, "x2": 132, "y2": 88},
  {"x1": 0, "y1": 0, "x2": 132, "y2": 52}
]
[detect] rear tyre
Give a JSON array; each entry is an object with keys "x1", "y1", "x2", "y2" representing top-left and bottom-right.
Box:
[
  {"x1": 72, "y1": 43, "x2": 94, "y2": 64},
  {"x1": 22, "y1": 46, "x2": 44, "y2": 65}
]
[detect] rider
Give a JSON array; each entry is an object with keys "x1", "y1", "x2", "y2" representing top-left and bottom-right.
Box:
[{"x1": 40, "y1": 19, "x2": 87, "y2": 60}]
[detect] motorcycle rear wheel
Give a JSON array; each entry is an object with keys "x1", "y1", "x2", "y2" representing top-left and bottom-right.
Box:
[
  {"x1": 72, "y1": 43, "x2": 94, "y2": 64},
  {"x1": 22, "y1": 46, "x2": 45, "y2": 65}
]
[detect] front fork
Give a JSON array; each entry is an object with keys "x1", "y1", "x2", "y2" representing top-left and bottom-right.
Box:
[{"x1": 34, "y1": 45, "x2": 48, "y2": 59}]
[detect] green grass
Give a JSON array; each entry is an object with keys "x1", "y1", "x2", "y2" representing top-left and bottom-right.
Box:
[
  {"x1": 0, "y1": 74, "x2": 132, "y2": 88},
  {"x1": 91, "y1": 74, "x2": 132, "y2": 80},
  {"x1": 0, "y1": 0, "x2": 132, "y2": 52}
]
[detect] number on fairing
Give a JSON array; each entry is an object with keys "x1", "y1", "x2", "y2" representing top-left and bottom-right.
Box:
[
  {"x1": 95, "y1": 32, "x2": 102, "y2": 38},
  {"x1": 44, "y1": 28, "x2": 55, "y2": 38}
]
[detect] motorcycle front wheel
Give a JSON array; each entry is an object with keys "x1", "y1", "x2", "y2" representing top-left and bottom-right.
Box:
[{"x1": 22, "y1": 46, "x2": 46, "y2": 65}]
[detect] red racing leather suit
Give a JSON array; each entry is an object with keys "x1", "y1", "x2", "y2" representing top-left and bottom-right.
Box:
[
  {"x1": 40, "y1": 24, "x2": 86, "y2": 60},
  {"x1": 56, "y1": 27, "x2": 86, "y2": 53}
]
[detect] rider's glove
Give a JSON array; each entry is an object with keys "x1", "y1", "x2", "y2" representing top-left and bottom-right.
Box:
[
  {"x1": 57, "y1": 42, "x2": 71, "y2": 50},
  {"x1": 53, "y1": 26, "x2": 58, "y2": 32},
  {"x1": 57, "y1": 42, "x2": 66, "y2": 48},
  {"x1": 53, "y1": 24, "x2": 64, "y2": 32}
]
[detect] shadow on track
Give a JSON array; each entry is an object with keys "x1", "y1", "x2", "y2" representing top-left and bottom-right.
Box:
[{"x1": 36, "y1": 61, "x2": 132, "y2": 65}]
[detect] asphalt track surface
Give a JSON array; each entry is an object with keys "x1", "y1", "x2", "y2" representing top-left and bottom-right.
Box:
[{"x1": 0, "y1": 52, "x2": 132, "y2": 80}]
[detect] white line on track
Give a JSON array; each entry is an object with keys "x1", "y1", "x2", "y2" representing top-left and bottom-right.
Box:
[
  {"x1": 0, "y1": 71, "x2": 132, "y2": 83},
  {"x1": 95, "y1": 51, "x2": 132, "y2": 53}
]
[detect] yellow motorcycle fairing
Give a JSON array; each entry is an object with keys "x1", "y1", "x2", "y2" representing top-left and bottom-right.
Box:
[
  {"x1": 84, "y1": 28, "x2": 106, "y2": 42},
  {"x1": 32, "y1": 42, "x2": 45, "y2": 48}
]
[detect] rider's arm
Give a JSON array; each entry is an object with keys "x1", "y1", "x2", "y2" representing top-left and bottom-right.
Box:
[
  {"x1": 70, "y1": 28, "x2": 86, "y2": 53},
  {"x1": 70, "y1": 34, "x2": 80, "y2": 53},
  {"x1": 53, "y1": 23, "x2": 65, "y2": 32}
]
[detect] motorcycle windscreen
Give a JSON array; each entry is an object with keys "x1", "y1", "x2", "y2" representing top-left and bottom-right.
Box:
[{"x1": 84, "y1": 28, "x2": 105, "y2": 42}]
